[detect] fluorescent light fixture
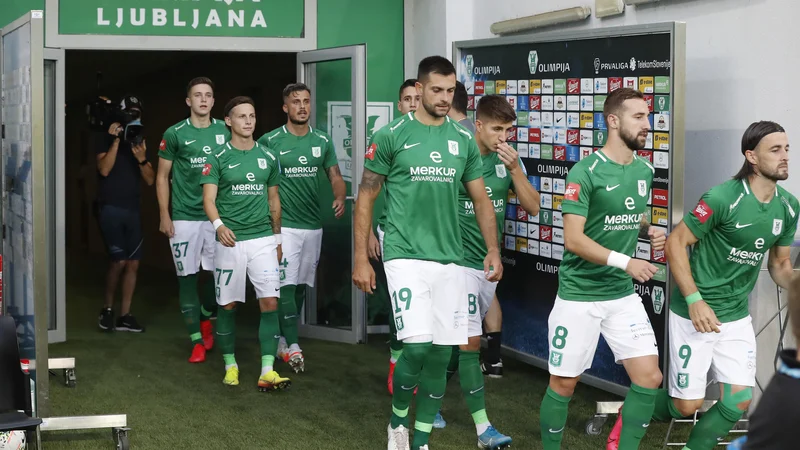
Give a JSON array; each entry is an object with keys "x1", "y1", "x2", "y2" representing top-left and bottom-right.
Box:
[
  {"x1": 490, "y1": 6, "x2": 592, "y2": 35},
  {"x1": 624, "y1": 0, "x2": 661, "y2": 5},
  {"x1": 596, "y1": 0, "x2": 625, "y2": 17}
]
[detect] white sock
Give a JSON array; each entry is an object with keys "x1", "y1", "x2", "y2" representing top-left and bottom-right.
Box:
[
  {"x1": 224, "y1": 363, "x2": 238, "y2": 371},
  {"x1": 279, "y1": 336, "x2": 287, "y2": 348},
  {"x1": 476, "y1": 422, "x2": 491, "y2": 436},
  {"x1": 289, "y1": 343, "x2": 301, "y2": 353},
  {"x1": 261, "y1": 365, "x2": 273, "y2": 376},
  {"x1": 390, "y1": 356, "x2": 398, "y2": 364}
]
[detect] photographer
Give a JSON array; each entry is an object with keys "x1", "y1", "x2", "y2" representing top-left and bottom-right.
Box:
[{"x1": 96, "y1": 95, "x2": 154, "y2": 333}]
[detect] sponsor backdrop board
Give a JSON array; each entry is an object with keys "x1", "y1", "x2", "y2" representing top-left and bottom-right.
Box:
[{"x1": 454, "y1": 24, "x2": 685, "y2": 392}]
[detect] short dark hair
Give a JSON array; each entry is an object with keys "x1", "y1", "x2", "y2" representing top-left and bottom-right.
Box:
[
  {"x1": 186, "y1": 77, "x2": 215, "y2": 96},
  {"x1": 603, "y1": 88, "x2": 645, "y2": 123},
  {"x1": 417, "y1": 56, "x2": 456, "y2": 82},
  {"x1": 283, "y1": 83, "x2": 311, "y2": 100},
  {"x1": 476, "y1": 95, "x2": 516, "y2": 124},
  {"x1": 398, "y1": 78, "x2": 417, "y2": 99},
  {"x1": 451, "y1": 81, "x2": 469, "y2": 115},
  {"x1": 734, "y1": 120, "x2": 786, "y2": 180},
  {"x1": 224, "y1": 96, "x2": 255, "y2": 118}
]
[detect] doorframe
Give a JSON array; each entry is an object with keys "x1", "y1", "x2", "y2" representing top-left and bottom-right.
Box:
[{"x1": 295, "y1": 44, "x2": 367, "y2": 344}]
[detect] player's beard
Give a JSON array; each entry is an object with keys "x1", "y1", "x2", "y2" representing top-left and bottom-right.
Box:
[
  {"x1": 289, "y1": 114, "x2": 309, "y2": 125},
  {"x1": 422, "y1": 99, "x2": 449, "y2": 118},
  {"x1": 759, "y1": 164, "x2": 789, "y2": 181},
  {"x1": 620, "y1": 127, "x2": 646, "y2": 151}
]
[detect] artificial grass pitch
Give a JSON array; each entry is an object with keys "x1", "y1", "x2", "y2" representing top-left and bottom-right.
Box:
[{"x1": 44, "y1": 261, "x2": 678, "y2": 449}]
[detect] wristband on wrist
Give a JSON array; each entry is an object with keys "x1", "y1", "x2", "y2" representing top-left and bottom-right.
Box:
[
  {"x1": 607, "y1": 251, "x2": 631, "y2": 270},
  {"x1": 685, "y1": 291, "x2": 703, "y2": 305},
  {"x1": 274, "y1": 234, "x2": 282, "y2": 245},
  {"x1": 213, "y1": 219, "x2": 224, "y2": 230}
]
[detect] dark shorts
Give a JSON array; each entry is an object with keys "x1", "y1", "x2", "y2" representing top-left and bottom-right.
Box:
[{"x1": 98, "y1": 204, "x2": 143, "y2": 261}]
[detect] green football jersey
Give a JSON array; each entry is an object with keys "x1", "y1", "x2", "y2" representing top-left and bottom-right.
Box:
[
  {"x1": 159, "y1": 118, "x2": 230, "y2": 221},
  {"x1": 365, "y1": 112, "x2": 483, "y2": 264},
  {"x1": 257, "y1": 125, "x2": 338, "y2": 230},
  {"x1": 671, "y1": 179, "x2": 799, "y2": 322},
  {"x1": 199, "y1": 141, "x2": 280, "y2": 242},
  {"x1": 458, "y1": 153, "x2": 525, "y2": 270},
  {"x1": 558, "y1": 151, "x2": 654, "y2": 301}
]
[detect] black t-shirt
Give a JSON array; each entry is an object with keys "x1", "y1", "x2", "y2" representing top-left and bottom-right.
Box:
[
  {"x1": 95, "y1": 132, "x2": 142, "y2": 210},
  {"x1": 744, "y1": 349, "x2": 800, "y2": 450}
]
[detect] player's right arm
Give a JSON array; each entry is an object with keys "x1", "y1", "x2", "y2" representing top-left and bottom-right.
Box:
[
  {"x1": 666, "y1": 191, "x2": 727, "y2": 333},
  {"x1": 562, "y1": 163, "x2": 657, "y2": 283},
  {"x1": 156, "y1": 129, "x2": 178, "y2": 238},
  {"x1": 96, "y1": 122, "x2": 123, "y2": 177},
  {"x1": 200, "y1": 157, "x2": 236, "y2": 247},
  {"x1": 353, "y1": 135, "x2": 390, "y2": 294}
]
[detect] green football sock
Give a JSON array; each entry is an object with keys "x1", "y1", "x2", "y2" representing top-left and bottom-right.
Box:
[
  {"x1": 540, "y1": 386, "x2": 571, "y2": 450},
  {"x1": 459, "y1": 350, "x2": 490, "y2": 433},
  {"x1": 619, "y1": 383, "x2": 658, "y2": 449},
  {"x1": 685, "y1": 400, "x2": 743, "y2": 450},
  {"x1": 177, "y1": 275, "x2": 202, "y2": 345},
  {"x1": 652, "y1": 388, "x2": 686, "y2": 421},
  {"x1": 216, "y1": 307, "x2": 236, "y2": 362},
  {"x1": 446, "y1": 346, "x2": 459, "y2": 381},
  {"x1": 390, "y1": 342, "x2": 432, "y2": 429},
  {"x1": 388, "y1": 305, "x2": 403, "y2": 361},
  {"x1": 412, "y1": 344, "x2": 452, "y2": 450},
  {"x1": 278, "y1": 285, "x2": 299, "y2": 345},
  {"x1": 295, "y1": 284, "x2": 307, "y2": 314},
  {"x1": 259, "y1": 310, "x2": 280, "y2": 359},
  {"x1": 200, "y1": 273, "x2": 217, "y2": 319}
]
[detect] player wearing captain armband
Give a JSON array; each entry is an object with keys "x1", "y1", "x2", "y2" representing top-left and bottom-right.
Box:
[
  {"x1": 611, "y1": 121, "x2": 798, "y2": 450},
  {"x1": 538, "y1": 88, "x2": 666, "y2": 450},
  {"x1": 201, "y1": 96, "x2": 291, "y2": 392}
]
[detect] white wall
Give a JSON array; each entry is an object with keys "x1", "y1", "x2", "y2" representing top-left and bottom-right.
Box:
[
  {"x1": 404, "y1": 0, "x2": 476, "y2": 78},
  {"x1": 408, "y1": 0, "x2": 800, "y2": 208}
]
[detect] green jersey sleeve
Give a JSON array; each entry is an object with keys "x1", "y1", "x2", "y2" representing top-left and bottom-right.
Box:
[
  {"x1": 256, "y1": 133, "x2": 269, "y2": 148},
  {"x1": 158, "y1": 128, "x2": 179, "y2": 161},
  {"x1": 266, "y1": 151, "x2": 280, "y2": 187},
  {"x1": 562, "y1": 163, "x2": 593, "y2": 217},
  {"x1": 777, "y1": 194, "x2": 800, "y2": 247},
  {"x1": 684, "y1": 187, "x2": 727, "y2": 240},
  {"x1": 199, "y1": 155, "x2": 220, "y2": 186},
  {"x1": 323, "y1": 138, "x2": 338, "y2": 169},
  {"x1": 364, "y1": 129, "x2": 392, "y2": 176},
  {"x1": 462, "y1": 139, "x2": 483, "y2": 182}
]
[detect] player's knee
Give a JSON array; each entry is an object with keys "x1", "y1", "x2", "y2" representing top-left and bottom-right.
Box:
[
  {"x1": 124, "y1": 260, "x2": 139, "y2": 272},
  {"x1": 737, "y1": 399, "x2": 752, "y2": 411},
  {"x1": 639, "y1": 368, "x2": 663, "y2": 389},
  {"x1": 722, "y1": 385, "x2": 753, "y2": 412},
  {"x1": 259, "y1": 297, "x2": 278, "y2": 312},
  {"x1": 461, "y1": 336, "x2": 481, "y2": 351},
  {"x1": 675, "y1": 398, "x2": 704, "y2": 417},
  {"x1": 110, "y1": 260, "x2": 127, "y2": 270},
  {"x1": 549, "y1": 375, "x2": 579, "y2": 397}
]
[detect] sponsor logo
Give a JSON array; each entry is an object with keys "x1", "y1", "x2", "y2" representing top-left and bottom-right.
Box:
[
  {"x1": 554, "y1": 79, "x2": 567, "y2": 94},
  {"x1": 654, "y1": 133, "x2": 670, "y2": 150},
  {"x1": 529, "y1": 128, "x2": 541, "y2": 143},
  {"x1": 639, "y1": 77, "x2": 655, "y2": 93},
  {"x1": 530, "y1": 96, "x2": 541, "y2": 110},
  {"x1": 644, "y1": 95, "x2": 654, "y2": 112},
  {"x1": 609, "y1": 77, "x2": 622, "y2": 92},
  {"x1": 549, "y1": 351, "x2": 563, "y2": 367},
  {"x1": 652, "y1": 207, "x2": 669, "y2": 226},
  {"x1": 554, "y1": 145, "x2": 566, "y2": 160},
  {"x1": 202, "y1": 163, "x2": 212, "y2": 176},
  {"x1": 404, "y1": 142, "x2": 421, "y2": 149},
  {"x1": 677, "y1": 373, "x2": 689, "y2": 389},
  {"x1": 475, "y1": 81, "x2": 485, "y2": 95},
  {"x1": 653, "y1": 263, "x2": 667, "y2": 281},
  {"x1": 653, "y1": 189, "x2": 668, "y2": 207},
  {"x1": 365, "y1": 143, "x2": 376, "y2": 160},
  {"x1": 567, "y1": 129, "x2": 579, "y2": 145},
  {"x1": 568, "y1": 78, "x2": 580, "y2": 94},
  {"x1": 159, "y1": 139, "x2": 167, "y2": 150},
  {"x1": 565, "y1": 183, "x2": 580, "y2": 201},
  {"x1": 637, "y1": 150, "x2": 653, "y2": 163},
  {"x1": 540, "y1": 226, "x2": 552, "y2": 242},
  {"x1": 228, "y1": 163, "x2": 241, "y2": 169},
  {"x1": 594, "y1": 78, "x2": 608, "y2": 94},
  {"x1": 624, "y1": 77, "x2": 638, "y2": 89}
]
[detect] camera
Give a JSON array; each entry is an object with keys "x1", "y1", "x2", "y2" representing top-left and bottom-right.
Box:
[{"x1": 87, "y1": 95, "x2": 145, "y2": 145}]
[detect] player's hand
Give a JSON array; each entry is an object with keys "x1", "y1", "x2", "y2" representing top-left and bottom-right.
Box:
[
  {"x1": 159, "y1": 215, "x2": 175, "y2": 238},
  {"x1": 353, "y1": 258, "x2": 376, "y2": 294},
  {"x1": 495, "y1": 143, "x2": 521, "y2": 172},
  {"x1": 625, "y1": 259, "x2": 658, "y2": 283},
  {"x1": 484, "y1": 249, "x2": 503, "y2": 282},
  {"x1": 217, "y1": 225, "x2": 237, "y2": 248},
  {"x1": 368, "y1": 228, "x2": 381, "y2": 261},
  {"x1": 649, "y1": 226, "x2": 666, "y2": 251},
  {"x1": 108, "y1": 122, "x2": 123, "y2": 138},
  {"x1": 688, "y1": 300, "x2": 722, "y2": 333},
  {"x1": 276, "y1": 244, "x2": 283, "y2": 267},
  {"x1": 332, "y1": 198, "x2": 345, "y2": 219},
  {"x1": 132, "y1": 141, "x2": 147, "y2": 163}
]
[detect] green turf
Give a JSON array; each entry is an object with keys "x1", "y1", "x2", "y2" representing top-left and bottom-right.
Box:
[{"x1": 44, "y1": 259, "x2": 684, "y2": 449}]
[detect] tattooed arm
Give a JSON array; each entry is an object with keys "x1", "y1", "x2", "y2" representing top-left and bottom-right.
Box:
[{"x1": 352, "y1": 168, "x2": 384, "y2": 293}]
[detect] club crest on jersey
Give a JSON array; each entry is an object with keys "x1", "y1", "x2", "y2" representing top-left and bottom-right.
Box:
[
  {"x1": 258, "y1": 158, "x2": 267, "y2": 169},
  {"x1": 312, "y1": 146, "x2": 322, "y2": 158},
  {"x1": 773, "y1": 219, "x2": 783, "y2": 236},
  {"x1": 448, "y1": 140, "x2": 459, "y2": 156},
  {"x1": 216, "y1": 135, "x2": 226, "y2": 145},
  {"x1": 495, "y1": 164, "x2": 507, "y2": 178},
  {"x1": 638, "y1": 180, "x2": 647, "y2": 197},
  {"x1": 159, "y1": 139, "x2": 166, "y2": 151}
]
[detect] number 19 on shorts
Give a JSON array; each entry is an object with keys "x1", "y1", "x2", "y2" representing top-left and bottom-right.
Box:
[
  {"x1": 392, "y1": 288, "x2": 412, "y2": 331},
  {"x1": 550, "y1": 326, "x2": 568, "y2": 367}
]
